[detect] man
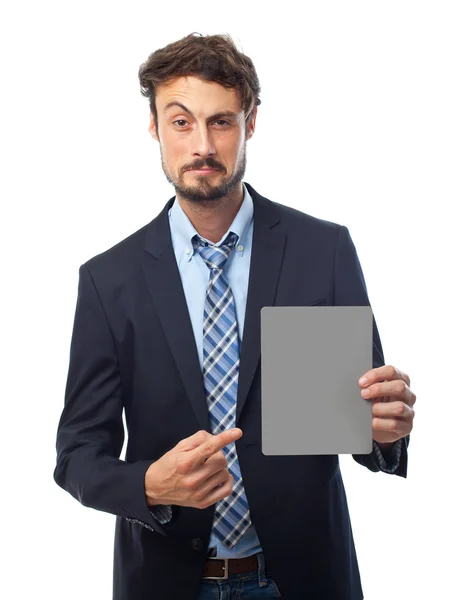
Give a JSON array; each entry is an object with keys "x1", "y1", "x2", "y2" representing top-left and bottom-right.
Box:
[{"x1": 54, "y1": 33, "x2": 415, "y2": 600}]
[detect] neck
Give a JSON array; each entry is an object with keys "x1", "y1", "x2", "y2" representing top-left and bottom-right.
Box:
[{"x1": 177, "y1": 183, "x2": 244, "y2": 244}]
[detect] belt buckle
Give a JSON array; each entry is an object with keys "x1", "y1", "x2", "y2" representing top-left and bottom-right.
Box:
[{"x1": 203, "y1": 557, "x2": 229, "y2": 580}]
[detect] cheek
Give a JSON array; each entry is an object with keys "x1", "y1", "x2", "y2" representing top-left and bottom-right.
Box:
[
  {"x1": 160, "y1": 140, "x2": 186, "y2": 168},
  {"x1": 220, "y1": 139, "x2": 243, "y2": 169},
  {"x1": 159, "y1": 127, "x2": 185, "y2": 151}
]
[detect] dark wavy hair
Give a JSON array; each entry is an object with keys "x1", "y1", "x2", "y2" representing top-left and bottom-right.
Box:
[{"x1": 138, "y1": 33, "x2": 261, "y2": 132}]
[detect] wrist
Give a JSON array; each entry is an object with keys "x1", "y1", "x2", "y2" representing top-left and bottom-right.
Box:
[
  {"x1": 375, "y1": 440, "x2": 395, "y2": 450},
  {"x1": 145, "y1": 462, "x2": 162, "y2": 506}
]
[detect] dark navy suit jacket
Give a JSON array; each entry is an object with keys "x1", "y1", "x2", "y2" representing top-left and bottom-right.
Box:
[{"x1": 54, "y1": 182, "x2": 409, "y2": 599}]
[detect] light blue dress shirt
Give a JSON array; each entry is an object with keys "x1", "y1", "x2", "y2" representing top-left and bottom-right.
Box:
[
  {"x1": 168, "y1": 182, "x2": 262, "y2": 558},
  {"x1": 150, "y1": 182, "x2": 402, "y2": 558}
]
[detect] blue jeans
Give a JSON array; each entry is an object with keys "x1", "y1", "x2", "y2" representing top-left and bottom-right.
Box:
[{"x1": 196, "y1": 552, "x2": 282, "y2": 599}]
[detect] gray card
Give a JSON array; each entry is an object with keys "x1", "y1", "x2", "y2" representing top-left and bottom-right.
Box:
[{"x1": 260, "y1": 306, "x2": 373, "y2": 455}]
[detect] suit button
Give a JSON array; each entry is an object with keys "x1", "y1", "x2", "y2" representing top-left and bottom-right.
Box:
[{"x1": 191, "y1": 538, "x2": 203, "y2": 551}]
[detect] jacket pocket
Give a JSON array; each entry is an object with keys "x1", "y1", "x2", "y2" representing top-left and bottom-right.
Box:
[
  {"x1": 326, "y1": 464, "x2": 341, "y2": 484},
  {"x1": 308, "y1": 297, "x2": 327, "y2": 306}
]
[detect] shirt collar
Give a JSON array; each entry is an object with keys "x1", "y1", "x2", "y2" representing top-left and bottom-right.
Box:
[{"x1": 168, "y1": 182, "x2": 254, "y2": 262}]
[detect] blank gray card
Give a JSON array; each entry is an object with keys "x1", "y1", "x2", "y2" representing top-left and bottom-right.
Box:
[{"x1": 260, "y1": 306, "x2": 373, "y2": 455}]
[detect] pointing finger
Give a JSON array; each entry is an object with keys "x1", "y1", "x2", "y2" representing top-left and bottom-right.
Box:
[{"x1": 191, "y1": 428, "x2": 242, "y2": 466}]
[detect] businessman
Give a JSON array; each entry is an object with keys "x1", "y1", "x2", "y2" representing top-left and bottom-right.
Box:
[{"x1": 54, "y1": 33, "x2": 416, "y2": 600}]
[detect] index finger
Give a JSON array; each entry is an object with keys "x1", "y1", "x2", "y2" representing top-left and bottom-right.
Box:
[
  {"x1": 191, "y1": 428, "x2": 242, "y2": 464},
  {"x1": 358, "y1": 364, "x2": 401, "y2": 386}
]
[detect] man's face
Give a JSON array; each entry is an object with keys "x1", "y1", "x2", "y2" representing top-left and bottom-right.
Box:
[{"x1": 149, "y1": 76, "x2": 256, "y2": 203}]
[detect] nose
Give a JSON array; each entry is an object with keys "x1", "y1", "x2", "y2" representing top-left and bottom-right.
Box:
[{"x1": 191, "y1": 123, "x2": 216, "y2": 158}]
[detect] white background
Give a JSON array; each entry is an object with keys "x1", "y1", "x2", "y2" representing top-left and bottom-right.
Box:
[{"x1": 1, "y1": 1, "x2": 463, "y2": 598}]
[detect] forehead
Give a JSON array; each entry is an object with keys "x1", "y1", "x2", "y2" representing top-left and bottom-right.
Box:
[{"x1": 156, "y1": 76, "x2": 242, "y2": 114}]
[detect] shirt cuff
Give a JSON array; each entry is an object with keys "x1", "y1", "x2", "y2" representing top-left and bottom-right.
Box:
[
  {"x1": 372, "y1": 439, "x2": 402, "y2": 473},
  {"x1": 149, "y1": 504, "x2": 173, "y2": 525}
]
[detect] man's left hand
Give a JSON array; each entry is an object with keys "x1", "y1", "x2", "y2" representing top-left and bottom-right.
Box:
[{"x1": 358, "y1": 365, "x2": 416, "y2": 446}]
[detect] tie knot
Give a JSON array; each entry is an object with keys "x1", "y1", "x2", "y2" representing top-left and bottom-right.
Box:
[{"x1": 192, "y1": 232, "x2": 239, "y2": 271}]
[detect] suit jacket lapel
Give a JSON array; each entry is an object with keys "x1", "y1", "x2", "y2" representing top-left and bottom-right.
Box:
[
  {"x1": 235, "y1": 183, "x2": 285, "y2": 424},
  {"x1": 142, "y1": 182, "x2": 286, "y2": 431}
]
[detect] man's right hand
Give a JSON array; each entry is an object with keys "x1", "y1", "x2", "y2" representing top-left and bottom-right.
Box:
[{"x1": 144, "y1": 428, "x2": 242, "y2": 509}]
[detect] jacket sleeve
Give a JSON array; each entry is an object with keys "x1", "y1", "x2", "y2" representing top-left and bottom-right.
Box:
[
  {"x1": 333, "y1": 225, "x2": 409, "y2": 478},
  {"x1": 53, "y1": 264, "x2": 179, "y2": 535}
]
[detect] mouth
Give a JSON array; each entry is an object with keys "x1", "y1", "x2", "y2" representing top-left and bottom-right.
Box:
[{"x1": 186, "y1": 168, "x2": 220, "y2": 175}]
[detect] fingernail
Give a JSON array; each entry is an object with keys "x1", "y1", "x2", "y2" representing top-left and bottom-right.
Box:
[
  {"x1": 361, "y1": 388, "x2": 370, "y2": 397},
  {"x1": 359, "y1": 377, "x2": 368, "y2": 386}
]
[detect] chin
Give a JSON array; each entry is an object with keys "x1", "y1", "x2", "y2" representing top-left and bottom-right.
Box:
[
  {"x1": 175, "y1": 173, "x2": 232, "y2": 202},
  {"x1": 176, "y1": 184, "x2": 229, "y2": 203}
]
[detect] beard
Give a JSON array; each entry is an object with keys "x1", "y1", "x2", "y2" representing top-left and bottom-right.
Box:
[{"x1": 160, "y1": 144, "x2": 247, "y2": 205}]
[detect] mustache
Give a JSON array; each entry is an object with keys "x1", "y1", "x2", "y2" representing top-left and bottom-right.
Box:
[{"x1": 184, "y1": 160, "x2": 224, "y2": 172}]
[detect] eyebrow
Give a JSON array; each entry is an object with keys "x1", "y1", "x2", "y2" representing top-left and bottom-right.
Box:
[{"x1": 163, "y1": 101, "x2": 239, "y2": 122}]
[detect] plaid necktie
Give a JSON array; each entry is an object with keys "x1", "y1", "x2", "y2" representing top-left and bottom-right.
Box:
[{"x1": 192, "y1": 232, "x2": 252, "y2": 548}]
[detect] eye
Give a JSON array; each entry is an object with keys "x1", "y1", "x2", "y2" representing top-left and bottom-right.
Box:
[{"x1": 172, "y1": 119, "x2": 231, "y2": 128}]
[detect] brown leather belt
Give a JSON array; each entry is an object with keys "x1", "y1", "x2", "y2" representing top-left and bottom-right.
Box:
[{"x1": 201, "y1": 552, "x2": 259, "y2": 580}]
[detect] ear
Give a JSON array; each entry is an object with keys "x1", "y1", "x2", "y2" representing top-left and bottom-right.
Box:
[
  {"x1": 245, "y1": 106, "x2": 258, "y2": 141},
  {"x1": 148, "y1": 111, "x2": 159, "y2": 141}
]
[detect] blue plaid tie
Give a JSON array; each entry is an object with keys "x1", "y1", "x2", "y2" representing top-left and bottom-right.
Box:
[{"x1": 192, "y1": 231, "x2": 252, "y2": 548}]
